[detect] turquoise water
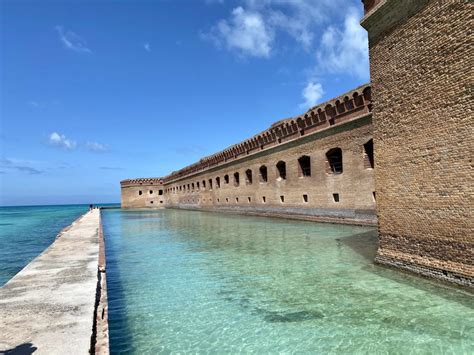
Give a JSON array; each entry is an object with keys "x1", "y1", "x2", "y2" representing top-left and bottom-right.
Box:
[
  {"x1": 103, "y1": 209, "x2": 473, "y2": 354},
  {"x1": 0, "y1": 204, "x2": 89, "y2": 285}
]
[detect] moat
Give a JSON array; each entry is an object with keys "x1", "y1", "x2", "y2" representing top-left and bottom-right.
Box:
[{"x1": 102, "y1": 209, "x2": 473, "y2": 354}]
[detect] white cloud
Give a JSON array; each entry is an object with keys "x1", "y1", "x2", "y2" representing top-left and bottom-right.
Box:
[
  {"x1": 48, "y1": 132, "x2": 77, "y2": 150},
  {"x1": 203, "y1": 0, "x2": 347, "y2": 57},
  {"x1": 206, "y1": 6, "x2": 274, "y2": 58},
  {"x1": 300, "y1": 82, "x2": 324, "y2": 109},
  {"x1": 55, "y1": 26, "x2": 91, "y2": 53},
  {"x1": 315, "y1": 7, "x2": 369, "y2": 80},
  {"x1": 86, "y1": 141, "x2": 109, "y2": 153},
  {"x1": 203, "y1": 1, "x2": 369, "y2": 110},
  {"x1": 144, "y1": 43, "x2": 151, "y2": 52}
]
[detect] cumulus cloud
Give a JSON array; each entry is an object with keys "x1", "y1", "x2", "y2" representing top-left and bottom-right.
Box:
[
  {"x1": 55, "y1": 26, "x2": 91, "y2": 53},
  {"x1": 203, "y1": 0, "x2": 347, "y2": 57},
  {"x1": 315, "y1": 7, "x2": 369, "y2": 80},
  {"x1": 48, "y1": 132, "x2": 77, "y2": 150},
  {"x1": 86, "y1": 141, "x2": 109, "y2": 153},
  {"x1": 46, "y1": 133, "x2": 109, "y2": 152},
  {"x1": 203, "y1": 1, "x2": 369, "y2": 110},
  {"x1": 300, "y1": 82, "x2": 324, "y2": 109},
  {"x1": 205, "y1": 7, "x2": 273, "y2": 58}
]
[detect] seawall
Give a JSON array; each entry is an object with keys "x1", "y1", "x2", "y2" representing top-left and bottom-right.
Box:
[{"x1": 0, "y1": 209, "x2": 109, "y2": 354}]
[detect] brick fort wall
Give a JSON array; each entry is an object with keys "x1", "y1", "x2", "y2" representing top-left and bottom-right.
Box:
[
  {"x1": 362, "y1": 0, "x2": 473, "y2": 287},
  {"x1": 121, "y1": 85, "x2": 376, "y2": 225}
]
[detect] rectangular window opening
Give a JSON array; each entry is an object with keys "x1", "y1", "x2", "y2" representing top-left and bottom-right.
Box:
[
  {"x1": 298, "y1": 156, "x2": 311, "y2": 177},
  {"x1": 303, "y1": 194, "x2": 308, "y2": 203},
  {"x1": 333, "y1": 193, "x2": 340, "y2": 202}
]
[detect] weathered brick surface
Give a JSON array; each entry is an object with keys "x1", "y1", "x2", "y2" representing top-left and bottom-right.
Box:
[
  {"x1": 121, "y1": 85, "x2": 376, "y2": 225},
  {"x1": 363, "y1": 0, "x2": 473, "y2": 287},
  {"x1": 133, "y1": 115, "x2": 375, "y2": 225},
  {"x1": 121, "y1": 178, "x2": 165, "y2": 208}
]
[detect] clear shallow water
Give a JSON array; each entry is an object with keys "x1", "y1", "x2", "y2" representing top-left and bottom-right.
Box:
[
  {"x1": 102, "y1": 209, "x2": 473, "y2": 354},
  {"x1": 0, "y1": 204, "x2": 105, "y2": 285}
]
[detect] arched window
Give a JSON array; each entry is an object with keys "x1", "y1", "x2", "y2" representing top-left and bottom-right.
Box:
[
  {"x1": 326, "y1": 148, "x2": 343, "y2": 174},
  {"x1": 234, "y1": 172, "x2": 240, "y2": 186},
  {"x1": 202, "y1": 180, "x2": 206, "y2": 189},
  {"x1": 259, "y1": 165, "x2": 268, "y2": 182},
  {"x1": 216, "y1": 176, "x2": 221, "y2": 188},
  {"x1": 363, "y1": 139, "x2": 374, "y2": 169},
  {"x1": 149, "y1": 190, "x2": 153, "y2": 194},
  {"x1": 276, "y1": 161, "x2": 286, "y2": 180},
  {"x1": 208, "y1": 178, "x2": 213, "y2": 190},
  {"x1": 138, "y1": 190, "x2": 142, "y2": 195},
  {"x1": 245, "y1": 169, "x2": 252, "y2": 185},
  {"x1": 197, "y1": 181, "x2": 200, "y2": 189},
  {"x1": 159, "y1": 190, "x2": 163, "y2": 195},
  {"x1": 224, "y1": 174, "x2": 229, "y2": 184},
  {"x1": 191, "y1": 183, "x2": 195, "y2": 190},
  {"x1": 298, "y1": 155, "x2": 311, "y2": 177}
]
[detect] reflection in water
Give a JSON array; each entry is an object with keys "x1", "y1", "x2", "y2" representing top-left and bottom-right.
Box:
[{"x1": 103, "y1": 209, "x2": 474, "y2": 354}]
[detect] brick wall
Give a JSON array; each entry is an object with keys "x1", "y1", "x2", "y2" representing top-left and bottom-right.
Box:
[
  {"x1": 121, "y1": 84, "x2": 376, "y2": 224},
  {"x1": 162, "y1": 115, "x2": 375, "y2": 225},
  {"x1": 362, "y1": 0, "x2": 473, "y2": 287},
  {"x1": 121, "y1": 179, "x2": 165, "y2": 208}
]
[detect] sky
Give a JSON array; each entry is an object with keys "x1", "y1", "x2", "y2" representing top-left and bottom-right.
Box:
[{"x1": 0, "y1": 0, "x2": 370, "y2": 206}]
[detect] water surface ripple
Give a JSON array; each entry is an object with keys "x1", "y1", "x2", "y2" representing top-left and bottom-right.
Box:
[
  {"x1": 0, "y1": 205, "x2": 88, "y2": 286},
  {"x1": 102, "y1": 209, "x2": 473, "y2": 354}
]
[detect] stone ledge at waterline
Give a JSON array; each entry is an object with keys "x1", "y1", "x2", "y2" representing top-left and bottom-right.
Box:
[{"x1": 0, "y1": 209, "x2": 109, "y2": 355}]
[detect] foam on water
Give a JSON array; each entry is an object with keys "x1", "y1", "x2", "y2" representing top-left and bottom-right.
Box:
[{"x1": 103, "y1": 209, "x2": 473, "y2": 354}]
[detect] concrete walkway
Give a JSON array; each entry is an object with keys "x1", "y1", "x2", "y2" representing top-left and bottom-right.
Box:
[{"x1": 0, "y1": 209, "x2": 101, "y2": 354}]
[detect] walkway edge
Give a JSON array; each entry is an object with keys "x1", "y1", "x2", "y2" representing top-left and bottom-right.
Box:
[
  {"x1": 91, "y1": 210, "x2": 110, "y2": 354},
  {"x1": 0, "y1": 209, "x2": 109, "y2": 354}
]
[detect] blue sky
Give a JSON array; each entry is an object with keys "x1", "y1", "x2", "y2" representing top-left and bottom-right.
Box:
[{"x1": 0, "y1": 0, "x2": 369, "y2": 206}]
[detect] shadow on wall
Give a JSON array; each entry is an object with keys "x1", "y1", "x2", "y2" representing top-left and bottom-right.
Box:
[{"x1": 0, "y1": 343, "x2": 37, "y2": 355}]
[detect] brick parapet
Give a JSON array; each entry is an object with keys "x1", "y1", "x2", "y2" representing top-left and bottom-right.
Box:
[
  {"x1": 361, "y1": 0, "x2": 430, "y2": 43},
  {"x1": 163, "y1": 84, "x2": 371, "y2": 184},
  {"x1": 361, "y1": 0, "x2": 384, "y2": 15},
  {"x1": 120, "y1": 177, "x2": 164, "y2": 187}
]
